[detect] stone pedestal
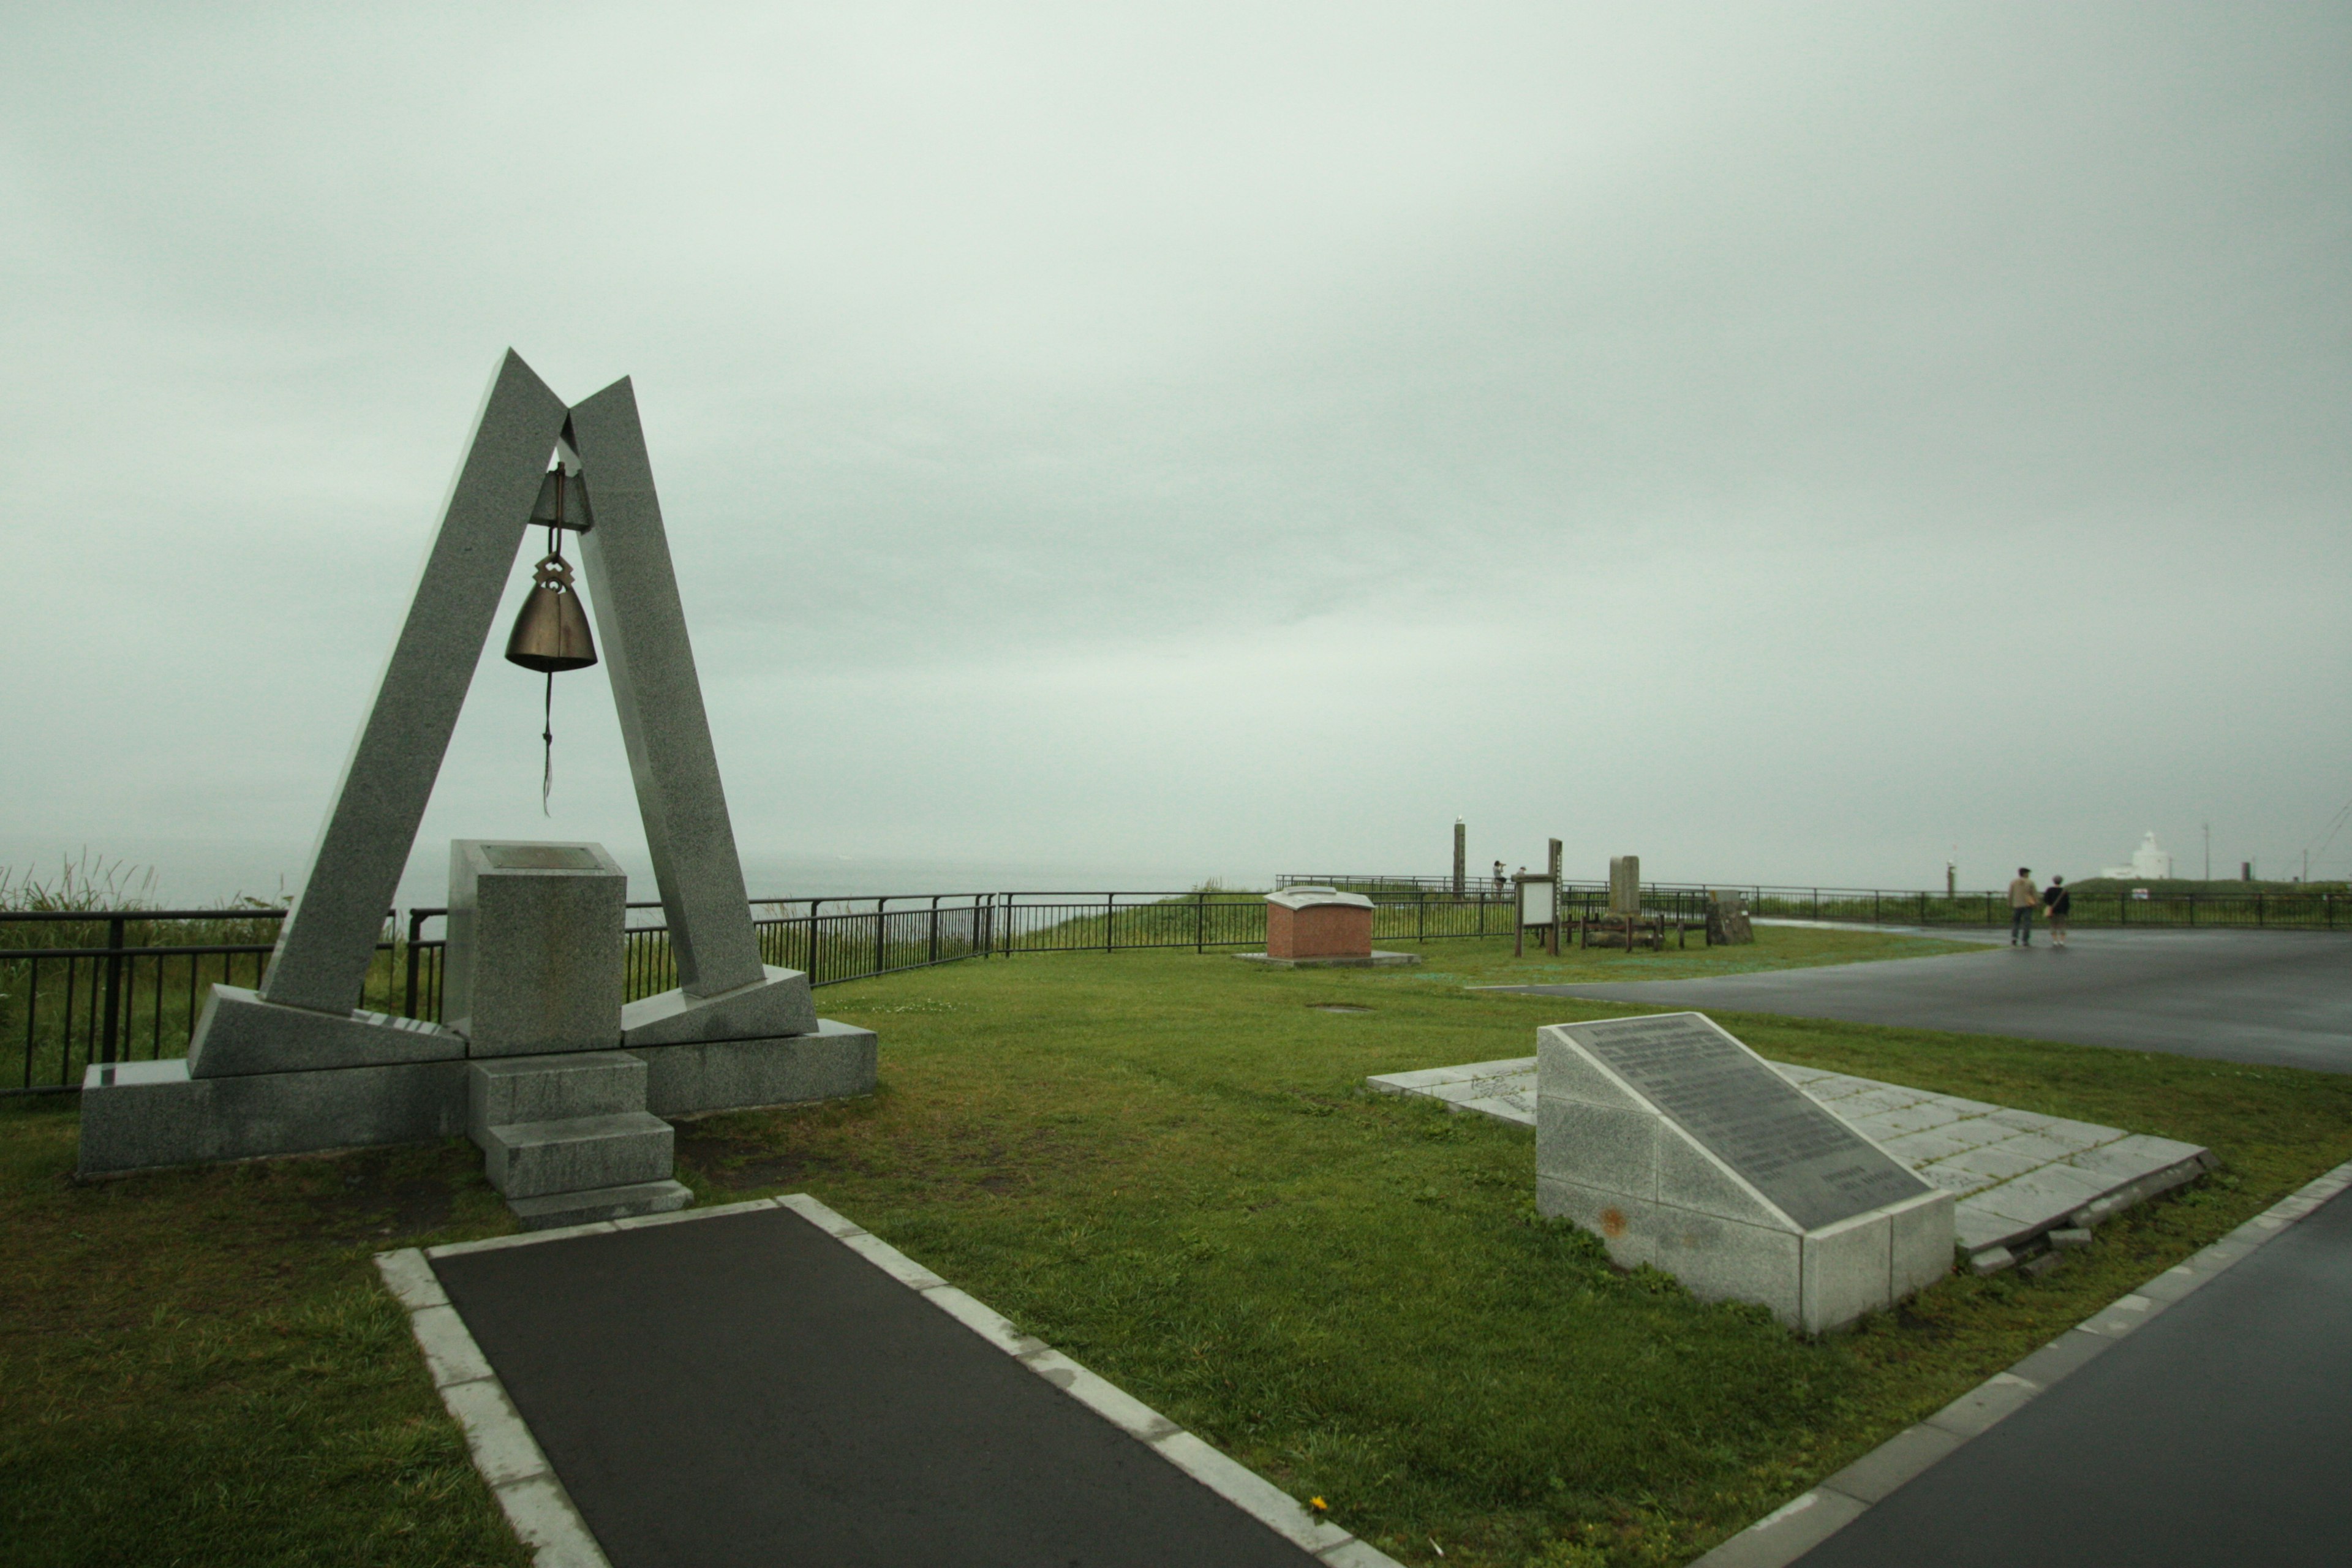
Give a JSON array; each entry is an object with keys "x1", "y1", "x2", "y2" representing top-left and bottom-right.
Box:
[
  {"x1": 1536, "y1": 1012, "x2": 1951, "y2": 1333},
  {"x1": 444, "y1": 840, "x2": 627, "y2": 1054}
]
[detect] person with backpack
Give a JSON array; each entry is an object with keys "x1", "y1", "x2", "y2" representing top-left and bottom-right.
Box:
[
  {"x1": 2007, "y1": 867, "x2": 2039, "y2": 946},
  {"x1": 2042, "y1": 874, "x2": 2073, "y2": 949}
]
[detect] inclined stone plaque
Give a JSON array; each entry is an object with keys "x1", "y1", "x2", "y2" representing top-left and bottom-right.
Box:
[
  {"x1": 1575, "y1": 1014, "x2": 1924, "y2": 1231},
  {"x1": 1536, "y1": 1010, "x2": 1953, "y2": 1333}
]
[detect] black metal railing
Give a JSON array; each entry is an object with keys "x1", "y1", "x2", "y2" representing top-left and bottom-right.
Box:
[
  {"x1": 13, "y1": 878, "x2": 2337, "y2": 1095},
  {"x1": 1284, "y1": 875, "x2": 2345, "y2": 933}
]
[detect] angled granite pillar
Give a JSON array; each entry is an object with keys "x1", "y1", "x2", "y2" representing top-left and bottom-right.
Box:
[
  {"x1": 260, "y1": 352, "x2": 570, "y2": 1019},
  {"x1": 566, "y1": 379, "x2": 764, "y2": 999}
]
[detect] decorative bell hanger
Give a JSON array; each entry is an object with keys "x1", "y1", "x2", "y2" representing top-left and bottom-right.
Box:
[
  {"x1": 505, "y1": 466, "x2": 597, "y2": 811},
  {"x1": 505, "y1": 469, "x2": 597, "y2": 673}
]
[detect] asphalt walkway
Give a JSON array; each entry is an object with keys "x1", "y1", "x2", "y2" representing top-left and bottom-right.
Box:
[
  {"x1": 1788, "y1": 1181, "x2": 2352, "y2": 1567},
  {"x1": 430, "y1": 1206, "x2": 1325, "y2": 1568},
  {"x1": 1493, "y1": 927, "x2": 2352, "y2": 1073}
]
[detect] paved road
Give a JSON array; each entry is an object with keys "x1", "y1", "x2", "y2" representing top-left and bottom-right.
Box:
[
  {"x1": 432, "y1": 1207, "x2": 1322, "y2": 1568},
  {"x1": 1789, "y1": 1182, "x2": 2352, "y2": 1567},
  {"x1": 1491, "y1": 928, "x2": 2352, "y2": 1074}
]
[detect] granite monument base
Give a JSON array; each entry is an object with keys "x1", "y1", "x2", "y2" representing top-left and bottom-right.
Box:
[{"x1": 77, "y1": 1020, "x2": 878, "y2": 1179}]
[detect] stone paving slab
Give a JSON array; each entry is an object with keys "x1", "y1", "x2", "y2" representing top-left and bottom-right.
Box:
[{"x1": 1368, "y1": 1056, "x2": 2212, "y2": 1258}]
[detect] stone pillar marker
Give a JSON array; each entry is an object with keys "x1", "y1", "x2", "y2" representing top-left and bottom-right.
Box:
[
  {"x1": 1547, "y1": 838, "x2": 1562, "y2": 884},
  {"x1": 1452, "y1": 819, "x2": 1467, "y2": 897},
  {"x1": 1608, "y1": 854, "x2": 1641, "y2": 915}
]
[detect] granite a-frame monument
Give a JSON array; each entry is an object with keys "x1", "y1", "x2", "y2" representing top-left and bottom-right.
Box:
[{"x1": 79, "y1": 352, "x2": 875, "y2": 1224}]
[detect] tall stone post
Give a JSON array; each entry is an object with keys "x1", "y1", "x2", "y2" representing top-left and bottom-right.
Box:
[
  {"x1": 1608, "y1": 855, "x2": 1642, "y2": 915},
  {"x1": 1548, "y1": 839, "x2": 1562, "y2": 884},
  {"x1": 1453, "y1": 819, "x2": 1466, "y2": 897}
]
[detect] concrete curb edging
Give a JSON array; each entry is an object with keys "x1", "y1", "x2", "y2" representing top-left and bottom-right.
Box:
[
  {"x1": 1687, "y1": 1156, "x2": 2352, "y2": 1567},
  {"x1": 374, "y1": 1245, "x2": 614, "y2": 1568},
  {"x1": 377, "y1": 1196, "x2": 1403, "y2": 1568}
]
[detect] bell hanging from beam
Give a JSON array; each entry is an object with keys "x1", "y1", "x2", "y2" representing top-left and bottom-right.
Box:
[
  {"x1": 504, "y1": 467, "x2": 597, "y2": 674},
  {"x1": 503, "y1": 552, "x2": 597, "y2": 672}
]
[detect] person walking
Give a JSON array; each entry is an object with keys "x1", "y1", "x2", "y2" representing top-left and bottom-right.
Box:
[
  {"x1": 2007, "y1": 867, "x2": 2039, "y2": 946},
  {"x1": 2043, "y1": 873, "x2": 2072, "y2": 948}
]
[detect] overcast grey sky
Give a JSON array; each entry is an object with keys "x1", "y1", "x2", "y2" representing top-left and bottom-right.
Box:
[{"x1": 3, "y1": 3, "x2": 2346, "y2": 904}]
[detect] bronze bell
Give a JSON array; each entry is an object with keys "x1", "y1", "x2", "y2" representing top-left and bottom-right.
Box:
[{"x1": 504, "y1": 552, "x2": 598, "y2": 673}]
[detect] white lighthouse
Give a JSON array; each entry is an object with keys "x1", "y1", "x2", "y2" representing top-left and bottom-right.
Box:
[{"x1": 2101, "y1": 831, "x2": 2174, "y2": 881}]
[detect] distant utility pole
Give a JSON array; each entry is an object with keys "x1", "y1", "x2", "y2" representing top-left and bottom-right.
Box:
[{"x1": 1452, "y1": 818, "x2": 1466, "y2": 898}]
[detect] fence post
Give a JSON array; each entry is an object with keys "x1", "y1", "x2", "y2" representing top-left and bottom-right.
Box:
[
  {"x1": 875, "y1": 898, "x2": 888, "y2": 976},
  {"x1": 1105, "y1": 894, "x2": 1115, "y2": 953},
  {"x1": 930, "y1": 897, "x2": 941, "y2": 965},
  {"x1": 1196, "y1": 892, "x2": 1206, "y2": 954},
  {"x1": 404, "y1": 908, "x2": 428, "y2": 1017},
  {"x1": 99, "y1": 914, "x2": 126, "y2": 1065},
  {"x1": 1417, "y1": 889, "x2": 1427, "y2": 943}
]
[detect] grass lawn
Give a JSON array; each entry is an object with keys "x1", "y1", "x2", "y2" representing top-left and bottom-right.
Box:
[{"x1": 4, "y1": 926, "x2": 2347, "y2": 1567}]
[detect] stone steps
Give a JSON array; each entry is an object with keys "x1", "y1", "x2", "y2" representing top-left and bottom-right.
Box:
[
  {"x1": 469, "y1": 1051, "x2": 646, "y2": 1137},
  {"x1": 507, "y1": 1177, "x2": 695, "y2": 1231},
  {"x1": 477, "y1": 1110, "x2": 674, "y2": 1199}
]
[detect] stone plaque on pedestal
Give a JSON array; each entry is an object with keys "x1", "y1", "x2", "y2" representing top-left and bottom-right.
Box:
[{"x1": 1537, "y1": 1011, "x2": 1951, "y2": 1333}]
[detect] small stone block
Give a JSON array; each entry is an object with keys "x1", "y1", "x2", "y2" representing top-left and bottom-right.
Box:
[
  {"x1": 1688, "y1": 1488, "x2": 1869, "y2": 1568},
  {"x1": 1924, "y1": 1371, "x2": 2040, "y2": 1438},
  {"x1": 1819, "y1": 1422, "x2": 1962, "y2": 1504},
  {"x1": 510, "y1": 1178, "x2": 693, "y2": 1230},
  {"x1": 2007, "y1": 1328, "x2": 2115, "y2": 1389},
  {"x1": 440, "y1": 1376, "x2": 552, "y2": 1487},
  {"x1": 187, "y1": 986, "x2": 465, "y2": 1077},
  {"x1": 1148, "y1": 1430, "x2": 1354, "y2": 1555},
  {"x1": 774, "y1": 1193, "x2": 866, "y2": 1237},
  {"x1": 468, "y1": 1052, "x2": 647, "y2": 1140},
  {"x1": 1020, "y1": 1348, "x2": 1180, "y2": 1441},
  {"x1": 1969, "y1": 1245, "x2": 2018, "y2": 1275},
  {"x1": 2021, "y1": 1251, "x2": 2064, "y2": 1278},
  {"x1": 476, "y1": 1111, "x2": 673, "y2": 1199},
  {"x1": 407, "y1": 1303, "x2": 495, "y2": 1389},
  {"x1": 632, "y1": 1019, "x2": 876, "y2": 1117},
  {"x1": 620, "y1": 965, "x2": 818, "y2": 1047},
  {"x1": 2081, "y1": 1293, "x2": 2160, "y2": 1338},
  {"x1": 426, "y1": 1221, "x2": 617, "y2": 1257},
  {"x1": 835, "y1": 1230, "x2": 945, "y2": 1290},
  {"x1": 923, "y1": 1286, "x2": 1031, "y2": 1355},
  {"x1": 2048, "y1": 1227, "x2": 2094, "y2": 1249},
  {"x1": 490, "y1": 1472, "x2": 611, "y2": 1568},
  {"x1": 373, "y1": 1247, "x2": 449, "y2": 1311}
]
